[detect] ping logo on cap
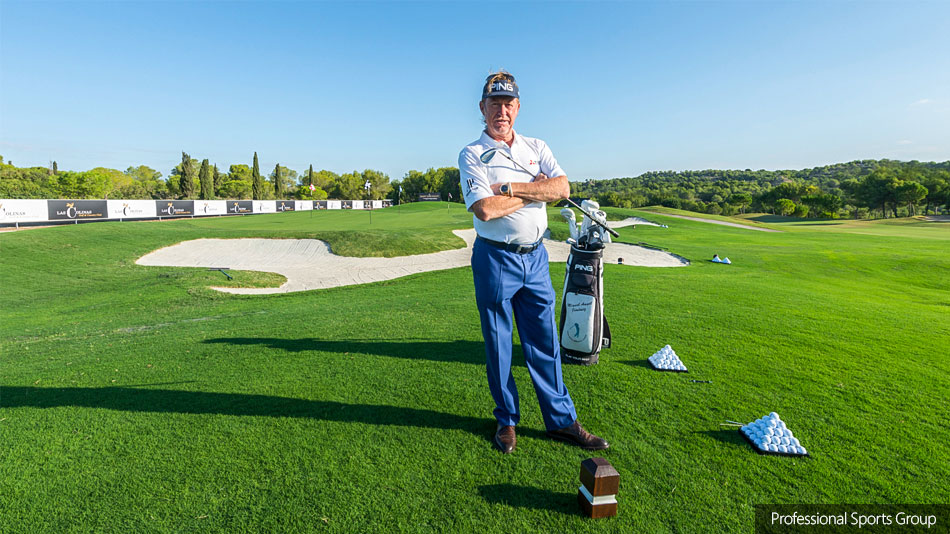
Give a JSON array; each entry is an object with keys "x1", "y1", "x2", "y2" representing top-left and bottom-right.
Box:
[{"x1": 492, "y1": 82, "x2": 514, "y2": 92}]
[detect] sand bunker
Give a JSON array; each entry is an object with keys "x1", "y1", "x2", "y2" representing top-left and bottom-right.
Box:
[{"x1": 136, "y1": 220, "x2": 687, "y2": 294}]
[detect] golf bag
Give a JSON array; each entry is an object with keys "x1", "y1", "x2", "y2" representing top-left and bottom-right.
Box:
[{"x1": 559, "y1": 245, "x2": 611, "y2": 365}]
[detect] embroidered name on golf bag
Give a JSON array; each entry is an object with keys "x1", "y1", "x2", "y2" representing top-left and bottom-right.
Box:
[{"x1": 559, "y1": 245, "x2": 611, "y2": 365}]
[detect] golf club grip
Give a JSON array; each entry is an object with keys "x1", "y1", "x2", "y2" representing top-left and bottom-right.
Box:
[{"x1": 565, "y1": 198, "x2": 620, "y2": 237}]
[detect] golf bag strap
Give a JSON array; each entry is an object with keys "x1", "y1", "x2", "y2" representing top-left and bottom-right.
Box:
[{"x1": 601, "y1": 316, "x2": 611, "y2": 349}]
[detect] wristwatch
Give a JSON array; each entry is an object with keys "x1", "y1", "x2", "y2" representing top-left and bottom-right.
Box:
[{"x1": 500, "y1": 182, "x2": 512, "y2": 197}]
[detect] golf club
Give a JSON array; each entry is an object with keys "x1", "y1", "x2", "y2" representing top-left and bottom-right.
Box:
[
  {"x1": 560, "y1": 208, "x2": 579, "y2": 242},
  {"x1": 480, "y1": 147, "x2": 620, "y2": 238}
]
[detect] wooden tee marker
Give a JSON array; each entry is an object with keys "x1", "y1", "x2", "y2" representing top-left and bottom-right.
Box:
[{"x1": 578, "y1": 457, "x2": 619, "y2": 518}]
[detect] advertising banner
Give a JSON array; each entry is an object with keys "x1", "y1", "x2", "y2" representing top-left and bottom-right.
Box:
[
  {"x1": 107, "y1": 200, "x2": 156, "y2": 219},
  {"x1": 295, "y1": 201, "x2": 313, "y2": 211},
  {"x1": 227, "y1": 200, "x2": 253, "y2": 214},
  {"x1": 155, "y1": 200, "x2": 194, "y2": 217},
  {"x1": 276, "y1": 201, "x2": 295, "y2": 212},
  {"x1": 371, "y1": 200, "x2": 383, "y2": 209},
  {"x1": 193, "y1": 200, "x2": 227, "y2": 216},
  {"x1": 341, "y1": 200, "x2": 353, "y2": 209},
  {"x1": 314, "y1": 200, "x2": 328, "y2": 210},
  {"x1": 382, "y1": 200, "x2": 393, "y2": 208},
  {"x1": 418, "y1": 193, "x2": 441, "y2": 201},
  {"x1": 352, "y1": 200, "x2": 364, "y2": 210},
  {"x1": 1, "y1": 199, "x2": 49, "y2": 223},
  {"x1": 49, "y1": 200, "x2": 108, "y2": 220},
  {"x1": 327, "y1": 200, "x2": 342, "y2": 210},
  {"x1": 255, "y1": 201, "x2": 276, "y2": 213}
]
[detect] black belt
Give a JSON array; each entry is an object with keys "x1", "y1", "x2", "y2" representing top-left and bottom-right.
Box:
[{"x1": 477, "y1": 236, "x2": 542, "y2": 254}]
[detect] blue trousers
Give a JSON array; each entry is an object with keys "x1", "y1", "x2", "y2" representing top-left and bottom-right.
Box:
[{"x1": 471, "y1": 239, "x2": 578, "y2": 431}]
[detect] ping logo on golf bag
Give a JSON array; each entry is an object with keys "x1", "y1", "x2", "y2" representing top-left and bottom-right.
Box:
[{"x1": 559, "y1": 247, "x2": 611, "y2": 366}]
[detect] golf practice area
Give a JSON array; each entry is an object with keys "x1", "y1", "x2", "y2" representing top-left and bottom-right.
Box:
[{"x1": 2, "y1": 202, "x2": 948, "y2": 533}]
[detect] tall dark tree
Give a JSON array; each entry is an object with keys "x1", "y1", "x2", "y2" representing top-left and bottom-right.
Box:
[
  {"x1": 308, "y1": 165, "x2": 314, "y2": 189},
  {"x1": 198, "y1": 159, "x2": 213, "y2": 200},
  {"x1": 212, "y1": 164, "x2": 222, "y2": 195},
  {"x1": 273, "y1": 163, "x2": 283, "y2": 198},
  {"x1": 52, "y1": 161, "x2": 58, "y2": 175},
  {"x1": 251, "y1": 152, "x2": 263, "y2": 200},
  {"x1": 180, "y1": 152, "x2": 195, "y2": 199}
]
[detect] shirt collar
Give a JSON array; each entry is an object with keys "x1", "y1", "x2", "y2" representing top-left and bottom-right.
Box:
[{"x1": 480, "y1": 129, "x2": 520, "y2": 149}]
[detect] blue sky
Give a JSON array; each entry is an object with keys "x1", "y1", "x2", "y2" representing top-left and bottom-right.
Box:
[{"x1": 2, "y1": 1, "x2": 948, "y2": 182}]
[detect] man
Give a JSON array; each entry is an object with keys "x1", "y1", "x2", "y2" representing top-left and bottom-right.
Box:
[{"x1": 459, "y1": 71, "x2": 609, "y2": 454}]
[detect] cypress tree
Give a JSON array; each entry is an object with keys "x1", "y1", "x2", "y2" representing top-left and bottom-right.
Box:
[
  {"x1": 52, "y1": 161, "x2": 58, "y2": 175},
  {"x1": 252, "y1": 152, "x2": 263, "y2": 200},
  {"x1": 308, "y1": 165, "x2": 314, "y2": 190},
  {"x1": 274, "y1": 163, "x2": 283, "y2": 199},
  {"x1": 212, "y1": 164, "x2": 222, "y2": 196},
  {"x1": 180, "y1": 152, "x2": 195, "y2": 199},
  {"x1": 199, "y1": 159, "x2": 213, "y2": 200}
]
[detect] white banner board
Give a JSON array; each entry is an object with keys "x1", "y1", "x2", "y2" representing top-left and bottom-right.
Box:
[
  {"x1": 352, "y1": 200, "x2": 365, "y2": 210},
  {"x1": 107, "y1": 199, "x2": 157, "y2": 219},
  {"x1": 254, "y1": 201, "x2": 276, "y2": 213},
  {"x1": 194, "y1": 200, "x2": 227, "y2": 216},
  {"x1": 295, "y1": 201, "x2": 313, "y2": 211},
  {"x1": 327, "y1": 200, "x2": 342, "y2": 210},
  {"x1": 371, "y1": 200, "x2": 383, "y2": 209},
  {"x1": 0, "y1": 199, "x2": 48, "y2": 223}
]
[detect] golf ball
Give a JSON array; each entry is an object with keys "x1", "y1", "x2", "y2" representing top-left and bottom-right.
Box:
[
  {"x1": 761, "y1": 435, "x2": 772, "y2": 444},
  {"x1": 790, "y1": 438, "x2": 800, "y2": 447},
  {"x1": 769, "y1": 412, "x2": 779, "y2": 419},
  {"x1": 778, "y1": 445, "x2": 788, "y2": 453}
]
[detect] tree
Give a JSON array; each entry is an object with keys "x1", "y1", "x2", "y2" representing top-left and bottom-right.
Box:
[
  {"x1": 52, "y1": 161, "x2": 58, "y2": 175},
  {"x1": 273, "y1": 163, "x2": 283, "y2": 199},
  {"x1": 199, "y1": 159, "x2": 213, "y2": 200},
  {"x1": 269, "y1": 164, "x2": 297, "y2": 199},
  {"x1": 178, "y1": 152, "x2": 196, "y2": 199},
  {"x1": 213, "y1": 164, "x2": 223, "y2": 195},
  {"x1": 776, "y1": 198, "x2": 796, "y2": 216},
  {"x1": 251, "y1": 152, "x2": 263, "y2": 200},
  {"x1": 896, "y1": 180, "x2": 927, "y2": 216}
]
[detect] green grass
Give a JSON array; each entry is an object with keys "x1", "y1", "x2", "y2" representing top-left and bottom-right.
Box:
[{"x1": 2, "y1": 202, "x2": 949, "y2": 532}]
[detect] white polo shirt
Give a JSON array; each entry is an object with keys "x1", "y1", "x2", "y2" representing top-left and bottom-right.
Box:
[{"x1": 459, "y1": 130, "x2": 566, "y2": 244}]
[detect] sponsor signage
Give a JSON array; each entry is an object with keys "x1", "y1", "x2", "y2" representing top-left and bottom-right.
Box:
[
  {"x1": 371, "y1": 200, "x2": 383, "y2": 209},
  {"x1": 314, "y1": 200, "x2": 328, "y2": 210},
  {"x1": 382, "y1": 200, "x2": 393, "y2": 208},
  {"x1": 341, "y1": 200, "x2": 353, "y2": 209},
  {"x1": 227, "y1": 201, "x2": 253, "y2": 214},
  {"x1": 49, "y1": 200, "x2": 108, "y2": 220},
  {"x1": 155, "y1": 200, "x2": 194, "y2": 217},
  {"x1": 418, "y1": 193, "x2": 441, "y2": 201},
  {"x1": 194, "y1": 200, "x2": 227, "y2": 216},
  {"x1": 107, "y1": 200, "x2": 156, "y2": 219},
  {"x1": 276, "y1": 201, "x2": 295, "y2": 212},
  {"x1": 0, "y1": 199, "x2": 48, "y2": 223},
  {"x1": 255, "y1": 201, "x2": 276, "y2": 213},
  {"x1": 294, "y1": 200, "x2": 313, "y2": 211},
  {"x1": 327, "y1": 200, "x2": 342, "y2": 210},
  {"x1": 352, "y1": 200, "x2": 365, "y2": 210}
]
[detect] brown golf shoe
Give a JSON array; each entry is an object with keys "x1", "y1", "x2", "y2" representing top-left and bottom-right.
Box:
[
  {"x1": 494, "y1": 424, "x2": 516, "y2": 454},
  {"x1": 546, "y1": 420, "x2": 609, "y2": 450}
]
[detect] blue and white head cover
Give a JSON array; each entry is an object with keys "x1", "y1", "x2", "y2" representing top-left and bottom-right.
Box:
[{"x1": 482, "y1": 73, "x2": 519, "y2": 100}]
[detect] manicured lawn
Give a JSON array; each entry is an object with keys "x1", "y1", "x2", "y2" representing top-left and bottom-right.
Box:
[{"x1": 2, "y1": 203, "x2": 948, "y2": 533}]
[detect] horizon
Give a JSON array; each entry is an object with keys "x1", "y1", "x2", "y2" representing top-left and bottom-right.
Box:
[{"x1": 2, "y1": 1, "x2": 948, "y2": 182}]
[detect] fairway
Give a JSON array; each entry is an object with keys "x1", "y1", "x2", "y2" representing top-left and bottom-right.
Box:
[{"x1": 2, "y1": 203, "x2": 949, "y2": 533}]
